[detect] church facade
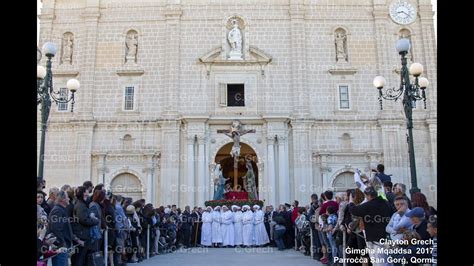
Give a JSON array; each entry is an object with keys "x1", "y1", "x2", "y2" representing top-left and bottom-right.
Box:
[{"x1": 38, "y1": 0, "x2": 437, "y2": 207}]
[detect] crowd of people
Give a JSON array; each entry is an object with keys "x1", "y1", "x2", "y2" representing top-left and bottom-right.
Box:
[
  {"x1": 37, "y1": 164, "x2": 438, "y2": 266},
  {"x1": 37, "y1": 179, "x2": 203, "y2": 266}
]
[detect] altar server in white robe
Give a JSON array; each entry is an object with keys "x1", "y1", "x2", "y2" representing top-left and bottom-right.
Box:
[
  {"x1": 242, "y1": 205, "x2": 255, "y2": 247},
  {"x1": 232, "y1": 205, "x2": 243, "y2": 246},
  {"x1": 220, "y1": 205, "x2": 235, "y2": 247},
  {"x1": 200, "y1": 206, "x2": 213, "y2": 247},
  {"x1": 211, "y1": 206, "x2": 222, "y2": 247},
  {"x1": 253, "y1": 205, "x2": 270, "y2": 246}
]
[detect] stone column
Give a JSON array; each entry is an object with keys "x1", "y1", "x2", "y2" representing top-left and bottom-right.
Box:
[
  {"x1": 159, "y1": 120, "x2": 181, "y2": 206},
  {"x1": 96, "y1": 153, "x2": 108, "y2": 185},
  {"x1": 197, "y1": 136, "x2": 207, "y2": 207},
  {"x1": 143, "y1": 155, "x2": 156, "y2": 204},
  {"x1": 277, "y1": 135, "x2": 290, "y2": 204},
  {"x1": 289, "y1": 0, "x2": 309, "y2": 118},
  {"x1": 427, "y1": 120, "x2": 437, "y2": 177},
  {"x1": 318, "y1": 153, "x2": 331, "y2": 190},
  {"x1": 162, "y1": 3, "x2": 182, "y2": 118},
  {"x1": 427, "y1": 119, "x2": 437, "y2": 205},
  {"x1": 379, "y1": 120, "x2": 408, "y2": 185},
  {"x1": 373, "y1": 0, "x2": 397, "y2": 113},
  {"x1": 146, "y1": 168, "x2": 153, "y2": 204},
  {"x1": 266, "y1": 136, "x2": 277, "y2": 206},
  {"x1": 37, "y1": 0, "x2": 55, "y2": 52},
  {"x1": 418, "y1": 0, "x2": 437, "y2": 112},
  {"x1": 291, "y1": 121, "x2": 312, "y2": 203},
  {"x1": 186, "y1": 135, "x2": 196, "y2": 207},
  {"x1": 77, "y1": 1, "x2": 100, "y2": 120},
  {"x1": 72, "y1": 121, "x2": 96, "y2": 184}
]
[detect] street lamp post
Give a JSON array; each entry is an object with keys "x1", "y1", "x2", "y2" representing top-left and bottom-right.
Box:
[
  {"x1": 373, "y1": 38, "x2": 429, "y2": 196},
  {"x1": 37, "y1": 42, "x2": 80, "y2": 183}
]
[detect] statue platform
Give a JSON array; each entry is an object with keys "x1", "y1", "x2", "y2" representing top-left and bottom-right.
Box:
[{"x1": 224, "y1": 191, "x2": 248, "y2": 200}]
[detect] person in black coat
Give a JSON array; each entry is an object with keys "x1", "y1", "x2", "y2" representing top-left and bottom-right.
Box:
[
  {"x1": 181, "y1": 206, "x2": 193, "y2": 248},
  {"x1": 71, "y1": 186, "x2": 99, "y2": 266},
  {"x1": 383, "y1": 181, "x2": 397, "y2": 215},
  {"x1": 190, "y1": 207, "x2": 201, "y2": 247},
  {"x1": 282, "y1": 204, "x2": 294, "y2": 249},
  {"x1": 348, "y1": 186, "x2": 392, "y2": 264},
  {"x1": 307, "y1": 194, "x2": 322, "y2": 260},
  {"x1": 48, "y1": 190, "x2": 83, "y2": 266},
  {"x1": 102, "y1": 195, "x2": 117, "y2": 262},
  {"x1": 264, "y1": 205, "x2": 276, "y2": 246}
]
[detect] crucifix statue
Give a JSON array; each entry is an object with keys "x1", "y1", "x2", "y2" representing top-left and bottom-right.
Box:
[{"x1": 217, "y1": 120, "x2": 256, "y2": 190}]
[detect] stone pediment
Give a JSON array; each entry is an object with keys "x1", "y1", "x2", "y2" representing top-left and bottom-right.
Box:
[{"x1": 198, "y1": 45, "x2": 272, "y2": 65}]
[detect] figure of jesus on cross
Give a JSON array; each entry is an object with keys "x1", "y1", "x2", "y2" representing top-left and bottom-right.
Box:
[{"x1": 217, "y1": 120, "x2": 255, "y2": 190}]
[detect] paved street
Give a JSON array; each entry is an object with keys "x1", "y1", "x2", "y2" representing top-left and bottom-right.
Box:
[{"x1": 137, "y1": 246, "x2": 322, "y2": 266}]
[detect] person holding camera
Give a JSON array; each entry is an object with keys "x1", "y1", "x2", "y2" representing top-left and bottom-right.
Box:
[{"x1": 374, "y1": 164, "x2": 391, "y2": 184}]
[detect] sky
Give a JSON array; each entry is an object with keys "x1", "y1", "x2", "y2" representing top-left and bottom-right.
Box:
[{"x1": 37, "y1": 0, "x2": 437, "y2": 44}]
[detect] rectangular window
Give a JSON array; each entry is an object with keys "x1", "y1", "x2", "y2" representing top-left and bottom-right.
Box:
[
  {"x1": 339, "y1": 85, "x2": 349, "y2": 109},
  {"x1": 227, "y1": 84, "x2": 245, "y2": 107},
  {"x1": 57, "y1": 88, "x2": 68, "y2": 111},
  {"x1": 124, "y1": 86, "x2": 135, "y2": 111}
]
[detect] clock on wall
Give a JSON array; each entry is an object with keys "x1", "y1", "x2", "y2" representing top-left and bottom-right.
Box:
[{"x1": 389, "y1": 0, "x2": 417, "y2": 25}]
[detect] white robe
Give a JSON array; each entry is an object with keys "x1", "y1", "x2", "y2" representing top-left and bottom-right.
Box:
[
  {"x1": 242, "y1": 210, "x2": 254, "y2": 246},
  {"x1": 221, "y1": 210, "x2": 235, "y2": 246},
  {"x1": 211, "y1": 211, "x2": 222, "y2": 243},
  {"x1": 253, "y1": 210, "x2": 270, "y2": 245},
  {"x1": 233, "y1": 211, "x2": 243, "y2": 245},
  {"x1": 200, "y1": 211, "x2": 213, "y2": 246}
]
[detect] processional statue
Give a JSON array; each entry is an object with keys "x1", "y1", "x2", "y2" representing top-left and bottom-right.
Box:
[
  {"x1": 213, "y1": 163, "x2": 230, "y2": 200},
  {"x1": 217, "y1": 120, "x2": 256, "y2": 191},
  {"x1": 242, "y1": 155, "x2": 258, "y2": 200}
]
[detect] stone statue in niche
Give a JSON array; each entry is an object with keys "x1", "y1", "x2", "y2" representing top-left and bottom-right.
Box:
[
  {"x1": 125, "y1": 32, "x2": 138, "y2": 63},
  {"x1": 335, "y1": 31, "x2": 348, "y2": 62},
  {"x1": 227, "y1": 19, "x2": 243, "y2": 60},
  {"x1": 62, "y1": 34, "x2": 73, "y2": 64}
]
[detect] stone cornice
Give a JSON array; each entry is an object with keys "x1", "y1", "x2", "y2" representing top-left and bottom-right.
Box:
[
  {"x1": 52, "y1": 70, "x2": 80, "y2": 77},
  {"x1": 313, "y1": 151, "x2": 382, "y2": 158},
  {"x1": 328, "y1": 65, "x2": 357, "y2": 75},
  {"x1": 91, "y1": 151, "x2": 160, "y2": 157},
  {"x1": 180, "y1": 115, "x2": 210, "y2": 123},
  {"x1": 262, "y1": 115, "x2": 291, "y2": 123},
  {"x1": 116, "y1": 67, "x2": 145, "y2": 76},
  {"x1": 207, "y1": 116, "x2": 265, "y2": 125},
  {"x1": 38, "y1": 13, "x2": 55, "y2": 20}
]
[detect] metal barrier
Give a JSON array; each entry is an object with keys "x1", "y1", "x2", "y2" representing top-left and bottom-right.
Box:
[
  {"x1": 342, "y1": 229, "x2": 346, "y2": 266},
  {"x1": 294, "y1": 226, "x2": 298, "y2": 250},
  {"x1": 147, "y1": 226, "x2": 150, "y2": 260},
  {"x1": 104, "y1": 228, "x2": 108, "y2": 266}
]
